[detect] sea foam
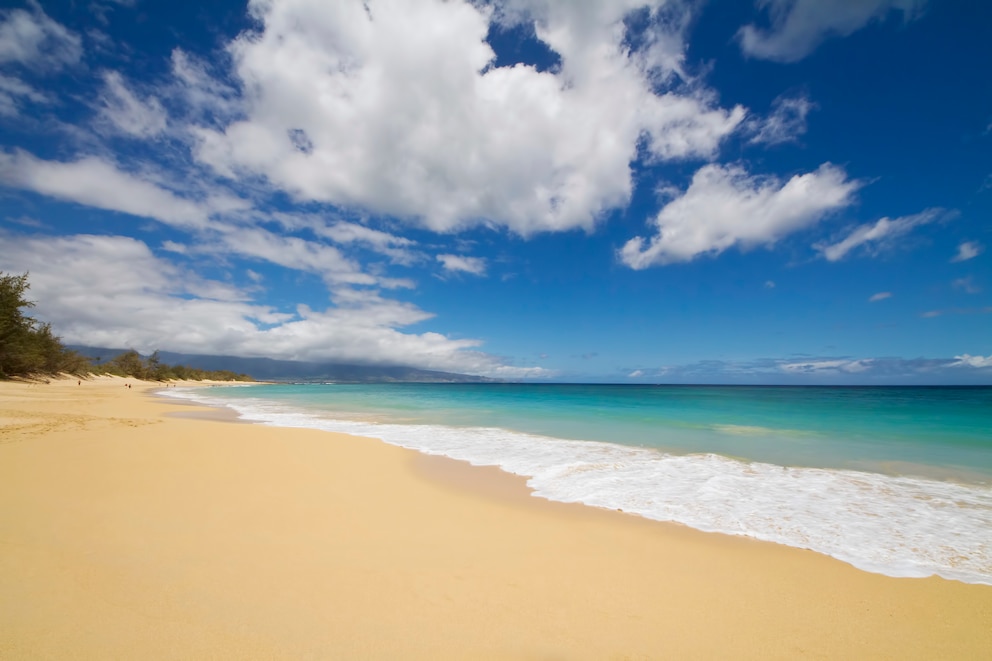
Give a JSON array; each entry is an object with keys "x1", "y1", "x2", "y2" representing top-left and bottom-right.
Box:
[{"x1": 161, "y1": 387, "x2": 992, "y2": 585}]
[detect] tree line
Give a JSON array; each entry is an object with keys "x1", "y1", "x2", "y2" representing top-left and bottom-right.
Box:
[{"x1": 0, "y1": 272, "x2": 253, "y2": 382}]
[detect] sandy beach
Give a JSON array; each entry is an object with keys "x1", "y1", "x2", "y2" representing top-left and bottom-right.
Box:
[{"x1": 1, "y1": 377, "x2": 989, "y2": 659}]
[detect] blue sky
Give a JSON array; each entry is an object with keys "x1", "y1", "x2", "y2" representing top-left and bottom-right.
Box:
[{"x1": 0, "y1": 0, "x2": 989, "y2": 383}]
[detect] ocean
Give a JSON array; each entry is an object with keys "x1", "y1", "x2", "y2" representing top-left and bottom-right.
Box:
[{"x1": 161, "y1": 383, "x2": 992, "y2": 585}]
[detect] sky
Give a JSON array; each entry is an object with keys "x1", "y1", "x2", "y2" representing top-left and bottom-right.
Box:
[{"x1": 0, "y1": 0, "x2": 989, "y2": 384}]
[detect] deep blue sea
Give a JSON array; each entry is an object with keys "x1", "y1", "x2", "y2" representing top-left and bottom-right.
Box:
[{"x1": 162, "y1": 383, "x2": 992, "y2": 585}]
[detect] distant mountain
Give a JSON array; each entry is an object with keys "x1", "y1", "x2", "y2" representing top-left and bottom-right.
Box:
[{"x1": 69, "y1": 346, "x2": 495, "y2": 383}]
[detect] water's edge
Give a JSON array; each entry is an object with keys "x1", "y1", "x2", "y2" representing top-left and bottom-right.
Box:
[{"x1": 159, "y1": 386, "x2": 992, "y2": 586}]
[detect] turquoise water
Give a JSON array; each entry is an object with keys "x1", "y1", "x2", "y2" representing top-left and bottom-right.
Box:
[{"x1": 164, "y1": 384, "x2": 992, "y2": 584}]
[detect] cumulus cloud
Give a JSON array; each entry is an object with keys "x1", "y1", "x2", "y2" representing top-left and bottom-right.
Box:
[
  {"x1": 951, "y1": 241, "x2": 982, "y2": 262},
  {"x1": 747, "y1": 93, "x2": 814, "y2": 145},
  {"x1": 186, "y1": 0, "x2": 743, "y2": 235},
  {"x1": 0, "y1": 231, "x2": 545, "y2": 377},
  {"x1": 737, "y1": 0, "x2": 927, "y2": 63},
  {"x1": 620, "y1": 163, "x2": 859, "y2": 268},
  {"x1": 949, "y1": 354, "x2": 992, "y2": 369},
  {"x1": 815, "y1": 207, "x2": 953, "y2": 261},
  {"x1": 437, "y1": 254, "x2": 487, "y2": 276},
  {"x1": 868, "y1": 291, "x2": 891, "y2": 302}
]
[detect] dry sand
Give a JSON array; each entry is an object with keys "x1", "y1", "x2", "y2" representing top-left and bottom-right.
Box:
[{"x1": 1, "y1": 376, "x2": 990, "y2": 659}]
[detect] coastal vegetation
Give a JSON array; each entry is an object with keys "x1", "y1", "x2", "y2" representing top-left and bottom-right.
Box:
[{"x1": 0, "y1": 272, "x2": 253, "y2": 382}]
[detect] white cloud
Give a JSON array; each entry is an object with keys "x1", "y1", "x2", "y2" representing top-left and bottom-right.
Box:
[
  {"x1": 169, "y1": 49, "x2": 242, "y2": 128},
  {"x1": 816, "y1": 207, "x2": 951, "y2": 261},
  {"x1": 311, "y1": 219, "x2": 419, "y2": 265},
  {"x1": 0, "y1": 150, "x2": 213, "y2": 229},
  {"x1": 216, "y1": 226, "x2": 403, "y2": 288},
  {"x1": 620, "y1": 163, "x2": 859, "y2": 268},
  {"x1": 0, "y1": 2, "x2": 82, "y2": 70},
  {"x1": 949, "y1": 354, "x2": 992, "y2": 369},
  {"x1": 951, "y1": 241, "x2": 982, "y2": 263},
  {"x1": 747, "y1": 93, "x2": 814, "y2": 145},
  {"x1": 187, "y1": 0, "x2": 743, "y2": 235},
  {"x1": 868, "y1": 291, "x2": 891, "y2": 302},
  {"x1": 764, "y1": 280, "x2": 776, "y2": 288},
  {"x1": 0, "y1": 4, "x2": 80, "y2": 116},
  {"x1": 628, "y1": 369, "x2": 644, "y2": 377},
  {"x1": 0, "y1": 231, "x2": 544, "y2": 377},
  {"x1": 737, "y1": 0, "x2": 927, "y2": 63},
  {"x1": 437, "y1": 254, "x2": 487, "y2": 276},
  {"x1": 779, "y1": 358, "x2": 874, "y2": 374},
  {"x1": 0, "y1": 72, "x2": 48, "y2": 116},
  {"x1": 97, "y1": 71, "x2": 169, "y2": 138},
  {"x1": 0, "y1": 147, "x2": 429, "y2": 292}
]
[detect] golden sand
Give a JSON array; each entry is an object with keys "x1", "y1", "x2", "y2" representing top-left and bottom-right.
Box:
[{"x1": 1, "y1": 377, "x2": 990, "y2": 659}]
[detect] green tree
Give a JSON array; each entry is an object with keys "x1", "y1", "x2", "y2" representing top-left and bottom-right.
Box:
[
  {"x1": 0, "y1": 272, "x2": 36, "y2": 377},
  {"x1": 147, "y1": 350, "x2": 166, "y2": 380},
  {"x1": 110, "y1": 349, "x2": 146, "y2": 378},
  {"x1": 1, "y1": 272, "x2": 253, "y2": 382},
  {"x1": 0, "y1": 272, "x2": 92, "y2": 378}
]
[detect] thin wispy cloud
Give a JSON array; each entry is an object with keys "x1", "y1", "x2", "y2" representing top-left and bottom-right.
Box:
[
  {"x1": 0, "y1": 2, "x2": 81, "y2": 115},
  {"x1": 747, "y1": 93, "x2": 815, "y2": 145},
  {"x1": 96, "y1": 71, "x2": 168, "y2": 138},
  {"x1": 952, "y1": 277, "x2": 981, "y2": 294},
  {"x1": 737, "y1": 0, "x2": 928, "y2": 62},
  {"x1": 816, "y1": 208, "x2": 954, "y2": 261},
  {"x1": 921, "y1": 307, "x2": 992, "y2": 318}
]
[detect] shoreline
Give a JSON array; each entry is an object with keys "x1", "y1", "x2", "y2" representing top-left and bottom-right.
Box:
[
  {"x1": 1, "y1": 376, "x2": 990, "y2": 659},
  {"x1": 163, "y1": 381, "x2": 992, "y2": 586}
]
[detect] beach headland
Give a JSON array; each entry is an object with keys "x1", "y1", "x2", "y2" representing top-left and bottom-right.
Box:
[{"x1": 1, "y1": 377, "x2": 990, "y2": 659}]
